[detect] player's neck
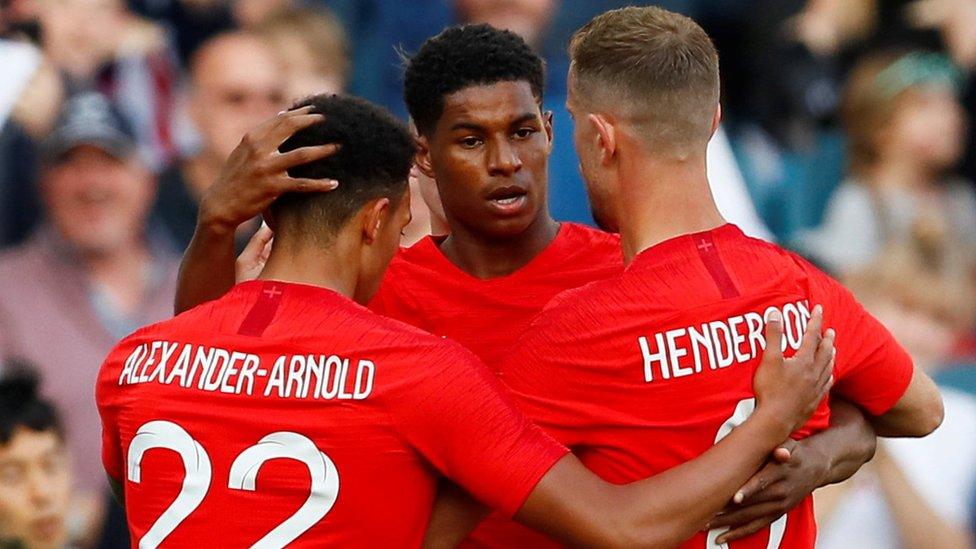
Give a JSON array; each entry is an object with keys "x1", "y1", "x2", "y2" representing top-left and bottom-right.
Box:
[
  {"x1": 438, "y1": 212, "x2": 560, "y2": 279},
  {"x1": 257, "y1": 237, "x2": 358, "y2": 300},
  {"x1": 617, "y1": 153, "x2": 726, "y2": 263}
]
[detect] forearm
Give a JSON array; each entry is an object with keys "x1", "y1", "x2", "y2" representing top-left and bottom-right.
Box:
[
  {"x1": 175, "y1": 218, "x2": 238, "y2": 314},
  {"x1": 616, "y1": 412, "x2": 792, "y2": 546},
  {"x1": 519, "y1": 412, "x2": 791, "y2": 548},
  {"x1": 422, "y1": 480, "x2": 488, "y2": 549},
  {"x1": 811, "y1": 398, "x2": 877, "y2": 486},
  {"x1": 875, "y1": 450, "x2": 974, "y2": 549}
]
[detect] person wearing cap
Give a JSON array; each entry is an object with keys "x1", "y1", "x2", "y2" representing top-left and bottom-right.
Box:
[{"x1": 0, "y1": 91, "x2": 179, "y2": 520}]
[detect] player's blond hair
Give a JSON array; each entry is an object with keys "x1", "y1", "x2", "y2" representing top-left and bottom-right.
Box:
[{"x1": 568, "y1": 6, "x2": 719, "y2": 154}]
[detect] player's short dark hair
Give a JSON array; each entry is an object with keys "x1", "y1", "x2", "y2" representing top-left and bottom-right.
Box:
[
  {"x1": 0, "y1": 363, "x2": 63, "y2": 445},
  {"x1": 403, "y1": 24, "x2": 545, "y2": 135},
  {"x1": 271, "y1": 94, "x2": 415, "y2": 241}
]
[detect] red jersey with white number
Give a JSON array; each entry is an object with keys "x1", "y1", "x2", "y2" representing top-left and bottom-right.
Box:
[
  {"x1": 369, "y1": 222, "x2": 624, "y2": 373},
  {"x1": 499, "y1": 224, "x2": 915, "y2": 548},
  {"x1": 96, "y1": 280, "x2": 567, "y2": 548}
]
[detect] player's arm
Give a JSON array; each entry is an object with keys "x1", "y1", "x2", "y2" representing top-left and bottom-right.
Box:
[
  {"x1": 868, "y1": 367, "x2": 943, "y2": 437},
  {"x1": 422, "y1": 481, "x2": 489, "y2": 549},
  {"x1": 513, "y1": 310, "x2": 834, "y2": 548},
  {"x1": 175, "y1": 107, "x2": 340, "y2": 313},
  {"x1": 411, "y1": 309, "x2": 833, "y2": 549},
  {"x1": 807, "y1": 265, "x2": 944, "y2": 438},
  {"x1": 706, "y1": 398, "x2": 877, "y2": 543}
]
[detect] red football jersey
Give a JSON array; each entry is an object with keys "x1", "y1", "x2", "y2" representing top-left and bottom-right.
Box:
[
  {"x1": 369, "y1": 222, "x2": 623, "y2": 373},
  {"x1": 96, "y1": 280, "x2": 567, "y2": 548},
  {"x1": 499, "y1": 224, "x2": 915, "y2": 549},
  {"x1": 369, "y1": 222, "x2": 622, "y2": 548}
]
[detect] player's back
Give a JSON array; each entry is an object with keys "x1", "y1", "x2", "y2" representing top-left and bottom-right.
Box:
[
  {"x1": 503, "y1": 224, "x2": 913, "y2": 548},
  {"x1": 97, "y1": 280, "x2": 554, "y2": 548}
]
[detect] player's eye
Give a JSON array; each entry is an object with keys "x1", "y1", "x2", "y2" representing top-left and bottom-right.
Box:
[
  {"x1": 513, "y1": 128, "x2": 536, "y2": 140},
  {"x1": 459, "y1": 137, "x2": 483, "y2": 149}
]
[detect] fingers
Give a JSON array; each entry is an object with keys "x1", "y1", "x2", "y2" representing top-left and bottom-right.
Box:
[
  {"x1": 271, "y1": 143, "x2": 341, "y2": 172},
  {"x1": 715, "y1": 514, "x2": 784, "y2": 544},
  {"x1": 814, "y1": 329, "x2": 836, "y2": 389},
  {"x1": 795, "y1": 304, "x2": 824, "y2": 363},
  {"x1": 277, "y1": 177, "x2": 340, "y2": 193},
  {"x1": 709, "y1": 501, "x2": 784, "y2": 531},
  {"x1": 731, "y1": 462, "x2": 787, "y2": 505},
  {"x1": 267, "y1": 110, "x2": 327, "y2": 145},
  {"x1": 772, "y1": 438, "x2": 798, "y2": 464},
  {"x1": 760, "y1": 309, "x2": 784, "y2": 366},
  {"x1": 242, "y1": 223, "x2": 274, "y2": 258}
]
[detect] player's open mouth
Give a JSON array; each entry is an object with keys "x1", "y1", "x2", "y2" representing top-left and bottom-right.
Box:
[{"x1": 486, "y1": 186, "x2": 529, "y2": 215}]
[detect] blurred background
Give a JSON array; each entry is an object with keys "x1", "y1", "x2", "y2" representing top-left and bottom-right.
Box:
[{"x1": 0, "y1": 0, "x2": 974, "y2": 547}]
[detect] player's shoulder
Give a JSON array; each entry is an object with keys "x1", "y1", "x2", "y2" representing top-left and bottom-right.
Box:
[
  {"x1": 358, "y1": 303, "x2": 475, "y2": 356},
  {"x1": 389, "y1": 236, "x2": 443, "y2": 270},
  {"x1": 558, "y1": 222, "x2": 623, "y2": 259}
]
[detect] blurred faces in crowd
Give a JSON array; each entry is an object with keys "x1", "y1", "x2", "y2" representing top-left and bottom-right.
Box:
[
  {"x1": 187, "y1": 32, "x2": 285, "y2": 178},
  {"x1": 40, "y1": 93, "x2": 154, "y2": 258},
  {"x1": 258, "y1": 6, "x2": 349, "y2": 101},
  {"x1": 454, "y1": 0, "x2": 556, "y2": 47},
  {"x1": 0, "y1": 370, "x2": 71, "y2": 549}
]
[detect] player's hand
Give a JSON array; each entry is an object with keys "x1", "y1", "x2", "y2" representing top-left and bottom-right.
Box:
[
  {"x1": 706, "y1": 438, "x2": 828, "y2": 543},
  {"x1": 752, "y1": 305, "x2": 835, "y2": 433},
  {"x1": 236, "y1": 223, "x2": 274, "y2": 282},
  {"x1": 198, "y1": 106, "x2": 341, "y2": 233}
]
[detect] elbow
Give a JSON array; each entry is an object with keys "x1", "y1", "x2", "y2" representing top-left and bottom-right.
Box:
[{"x1": 914, "y1": 395, "x2": 945, "y2": 437}]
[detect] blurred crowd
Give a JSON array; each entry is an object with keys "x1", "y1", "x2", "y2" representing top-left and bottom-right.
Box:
[{"x1": 0, "y1": 0, "x2": 974, "y2": 547}]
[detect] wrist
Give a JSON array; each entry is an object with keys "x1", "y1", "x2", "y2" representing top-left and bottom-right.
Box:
[
  {"x1": 747, "y1": 407, "x2": 795, "y2": 445},
  {"x1": 197, "y1": 199, "x2": 237, "y2": 237}
]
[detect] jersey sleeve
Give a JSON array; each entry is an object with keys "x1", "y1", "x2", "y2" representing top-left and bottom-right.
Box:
[
  {"x1": 384, "y1": 340, "x2": 568, "y2": 517},
  {"x1": 95, "y1": 343, "x2": 129, "y2": 482},
  {"x1": 804, "y1": 262, "x2": 915, "y2": 415}
]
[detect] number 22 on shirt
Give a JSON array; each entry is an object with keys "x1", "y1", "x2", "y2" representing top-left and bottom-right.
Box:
[{"x1": 126, "y1": 420, "x2": 340, "y2": 549}]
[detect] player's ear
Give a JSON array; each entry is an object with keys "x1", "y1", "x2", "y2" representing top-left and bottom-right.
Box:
[
  {"x1": 588, "y1": 113, "x2": 616, "y2": 165},
  {"x1": 710, "y1": 103, "x2": 722, "y2": 137},
  {"x1": 543, "y1": 110, "x2": 554, "y2": 152},
  {"x1": 362, "y1": 197, "x2": 391, "y2": 244},
  {"x1": 414, "y1": 134, "x2": 435, "y2": 179}
]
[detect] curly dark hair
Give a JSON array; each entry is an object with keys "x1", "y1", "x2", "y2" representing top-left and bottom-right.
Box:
[
  {"x1": 271, "y1": 94, "x2": 415, "y2": 241},
  {"x1": 0, "y1": 363, "x2": 62, "y2": 445},
  {"x1": 404, "y1": 24, "x2": 546, "y2": 135}
]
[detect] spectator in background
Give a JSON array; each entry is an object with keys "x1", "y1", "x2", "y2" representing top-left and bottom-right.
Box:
[
  {"x1": 0, "y1": 92, "x2": 178, "y2": 522},
  {"x1": 797, "y1": 51, "x2": 975, "y2": 276},
  {"x1": 257, "y1": 6, "x2": 350, "y2": 101},
  {"x1": 34, "y1": 0, "x2": 182, "y2": 170},
  {"x1": 814, "y1": 231, "x2": 976, "y2": 549},
  {"x1": 153, "y1": 31, "x2": 286, "y2": 252},
  {"x1": 0, "y1": 367, "x2": 73, "y2": 549}
]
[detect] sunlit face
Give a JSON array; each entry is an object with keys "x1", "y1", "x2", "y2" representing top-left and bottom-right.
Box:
[
  {"x1": 883, "y1": 87, "x2": 967, "y2": 171},
  {"x1": 420, "y1": 81, "x2": 552, "y2": 239},
  {"x1": 355, "y1": 187, "x2": 412, "y2": 304},
  {"x1": 0, "y1": 429, "x2": 71, "y2": 549},
  {"x1": 42, "y1": 145, "x2": 155, "y2": 255},
  {"x1": 190, "y1": 36, "x2": 287, "y2": 164},
  {"x1": 567, "y1": 73, "x2": 618, "y2": 232}
]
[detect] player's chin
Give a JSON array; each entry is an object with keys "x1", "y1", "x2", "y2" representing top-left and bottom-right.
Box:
[{"x1": 479, "y1": 210, "x2": 539, "y2": 238}]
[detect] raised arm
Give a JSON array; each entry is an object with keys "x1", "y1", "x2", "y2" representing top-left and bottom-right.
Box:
[
  {"x1": 515, "y1": 308, "x2": 835, "y2": 548},
  {"x1": 175, "y1": 107, "x2": 340, "y2": 313}
]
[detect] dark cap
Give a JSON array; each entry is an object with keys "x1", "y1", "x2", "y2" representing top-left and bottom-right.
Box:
[{"x1": 40, "y1": 92, "x2": 136, "y2": 164}]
